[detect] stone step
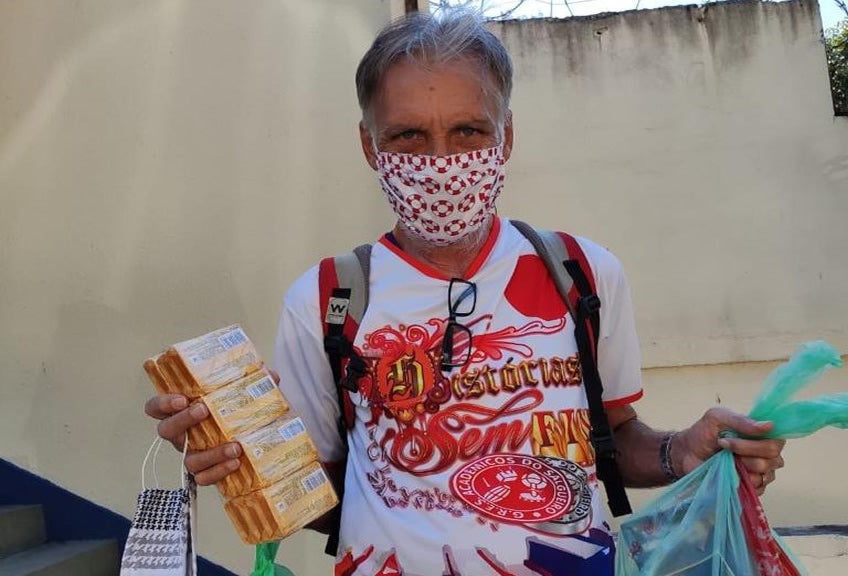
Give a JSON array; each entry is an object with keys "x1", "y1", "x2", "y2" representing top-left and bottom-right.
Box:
[
  {"x1": 0, "y1": 506, "x2": 46, "y2": 560},
  {"x1": 0, "y1": 539, "x2": 119, "y2": 576}
]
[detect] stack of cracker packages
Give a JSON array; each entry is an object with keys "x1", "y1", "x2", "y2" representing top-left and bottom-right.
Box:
[{"x1": 144, "y1": 324, "x2": 338, "y2": 545}]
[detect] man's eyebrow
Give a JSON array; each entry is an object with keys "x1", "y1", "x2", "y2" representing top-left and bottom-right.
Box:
[
  {"x1": 376, "y1": 117, "x2": 495, "y2": 137},
  {"x1": 451, "y1": 117, "x2": 495, "y2": 127},
  {"x1": 380, "y1": 122, "x2": 425, "y2": 135}
]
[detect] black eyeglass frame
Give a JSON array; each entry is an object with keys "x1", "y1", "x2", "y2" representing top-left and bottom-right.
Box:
[{"x1": 440, "y1": 278, "x2": 477, "y2": 372}]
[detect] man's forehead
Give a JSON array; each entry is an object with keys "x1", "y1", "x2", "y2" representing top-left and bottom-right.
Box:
[
  {"x1": 373, "y1": 57, "x2": 502, "y2": 118},
  {"x1": 380, "y1": 55, "x2": 495, "y2": 88}
]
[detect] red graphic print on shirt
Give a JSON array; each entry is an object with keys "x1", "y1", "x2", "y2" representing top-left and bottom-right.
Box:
[{"x1": 504, "y1": 254, "x2": 568, "y2": 321}]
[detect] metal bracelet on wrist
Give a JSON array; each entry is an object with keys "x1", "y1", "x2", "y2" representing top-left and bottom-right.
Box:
[{"x1": 660, "y1": 432, "x2": 681, "y2": 483}]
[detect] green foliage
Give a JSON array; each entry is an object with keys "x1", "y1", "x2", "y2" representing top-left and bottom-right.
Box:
[{"x1": 826, "y1": 19, "x2": 848, "y2": 116}]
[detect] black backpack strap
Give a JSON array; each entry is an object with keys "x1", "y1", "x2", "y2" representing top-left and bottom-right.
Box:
[
  {"x1": 511, "y1": 220, "x2": 632, "y2": 517},
  {"x1": 324, "y1": 286, "x2": 351, "y2": 391},
  {"x1": 321, "y1": 245, "x2": 372, "y2": 394},
  {"x1": 563, "y1": 258, "x2": 632, "y2": 516},
  {"x1": 318, "y1": 243, "x2": 372, "y2": 556}
]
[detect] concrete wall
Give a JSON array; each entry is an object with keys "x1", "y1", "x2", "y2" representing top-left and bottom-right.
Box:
[
  {"x1": 1, "y1": 0, "x2": 846, "y2": 573},
  {"x1": 0, "y1": 1, "x2": 393, "y2": 573},
  {"x1": 493, "y1": 0, "x2": 848, "y2": 368}
]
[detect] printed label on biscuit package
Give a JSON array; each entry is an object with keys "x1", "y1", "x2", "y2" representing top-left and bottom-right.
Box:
[
  {"x1": 176, "y1": 325, "x2": 247, "y2": 366},
  {"x1": 302, "y1": 468, "x2": 328, "y2": 493},
  {"x1": 205, "y1": 370, "x2": 288, "y2": 437},
  {"x1": 258, "y1": 443, "x2": 315, "y2": 480},
  {"x1": 262, "y1": 463, "x2": 338, "y2": 537},
  {"x1": 173, "y1": 325, "x2": 261, "y2": 390},
  {"x1": 246, "y1": 376, "x2": 276, "y2": 399},
  {"x1": 278, "y1": 417, "x2": 306, "y2": 441},
  {"x1": 267, "y1": 475, "x2": 301, "y2": 507},
  {"x1": 218, "y1": 327, "x2": 248, "y2": 350},
  {"x1": 233, "y1": 415, "x2": 319, "y2": 488}
]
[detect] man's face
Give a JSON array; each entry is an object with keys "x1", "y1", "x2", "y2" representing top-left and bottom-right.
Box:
[{"x1": 360, "y1": 56, "x2": 513, "y2": 168}]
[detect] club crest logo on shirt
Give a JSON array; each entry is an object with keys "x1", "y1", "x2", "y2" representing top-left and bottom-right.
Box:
[
  {"x1": 449, "y1": 454, "x2": 574, "y2": 523},
  {"x1": 373, "y1": 346, "x2": 439, "y2": 424}
]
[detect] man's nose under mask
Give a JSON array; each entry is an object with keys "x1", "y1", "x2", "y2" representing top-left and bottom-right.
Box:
[{"x1": 373, "y1": 144, "x2": 506, "y2": 246}]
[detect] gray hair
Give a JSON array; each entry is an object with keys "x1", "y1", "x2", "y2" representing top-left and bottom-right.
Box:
[{"x1": 355, "y1": 9, "x2": 513, "y2": 129}]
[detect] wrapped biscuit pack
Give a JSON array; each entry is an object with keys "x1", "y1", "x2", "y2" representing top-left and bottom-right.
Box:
[
  {"x1": 143, "y1": 324, "x2": 338, "y2": 545},
  {"x1": 217, "y1": 413, "x2": 319, "y2": 499},
  {"x1": 224, "y1": 460, "x2": 337, "y2": 544},
  {"x1": 188, "y1": 369, "x2": 289, "y2": 450},
  {"x1": 145, "y1": 325, "x2": 264, "y2": 399}
]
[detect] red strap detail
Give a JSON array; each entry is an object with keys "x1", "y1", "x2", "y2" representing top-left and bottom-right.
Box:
[
  {"x1": 735, "y1": 456, "x2": 803, "y2": 575},
  {"x1": 556, "y1": 232, "x2": 599, "y2": 359},
  {"x1": 557, "y1": 232, "x2": 597, "y2": 292},
  {"x1": 319, "y1": 255, "x2": 360, "y2": 430},
  {"x1": 318, "y1": 257, "x2": 339, "y2": 338}
]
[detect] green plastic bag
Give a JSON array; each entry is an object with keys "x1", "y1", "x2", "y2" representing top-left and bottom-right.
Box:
[
  {"x1": 250, "y1": 541, "x2": 295, "y2": 576},
  {"x1": 616, "y1": 340, "x2": 846, "y2": 576},
  {"x1": 749, "y1": 341, "x2": 848, "y2": 437}
]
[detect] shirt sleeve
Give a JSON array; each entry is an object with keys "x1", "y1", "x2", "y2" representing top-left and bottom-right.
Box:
[
  {"x1": 576, "y1": 237, "x2": 644, "y2": 408},
  {"x1": 270, "y1": 265, "x2": 347, "y2": 463}
]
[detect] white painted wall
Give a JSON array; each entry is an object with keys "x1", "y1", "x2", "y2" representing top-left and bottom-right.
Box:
[
  {"x1": 493, "y1": 0, "x2": 848, "y2": 368},
  {"x1": 1, "y1": 0, "x2": 845, "y2": 573},
  {"x1": 0, "y1": 1, "x2": 392, "y2": 573}
]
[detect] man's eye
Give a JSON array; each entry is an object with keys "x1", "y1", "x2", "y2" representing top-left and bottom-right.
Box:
[
  {"x1": 398, "y1": 130, "x2": 419, "y2": 140},
  {"x1": 459, "y1": 127, "x2": 480, "y2": 137}
]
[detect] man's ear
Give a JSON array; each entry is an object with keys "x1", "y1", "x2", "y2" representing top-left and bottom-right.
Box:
[
  {"x1": 359, "y1": 121, "x2": 378, "y2": 170},
  {"x1": 502, "y1": 110, "x2": 514, "y2": 162}
]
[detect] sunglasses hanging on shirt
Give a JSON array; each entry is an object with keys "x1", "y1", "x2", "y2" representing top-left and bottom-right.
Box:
[{"x1": 440, "y1": 278, "x2": 477, "y2": 372}]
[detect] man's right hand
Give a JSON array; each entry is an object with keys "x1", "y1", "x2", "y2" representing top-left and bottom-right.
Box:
[{"x1": 144, "y1": 393, "x2": 242, "y2": 486}]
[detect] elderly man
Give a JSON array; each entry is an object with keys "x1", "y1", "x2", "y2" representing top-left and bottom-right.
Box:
[{"x1": 145, "y1": 9, "x2": 785, "y2": 575}]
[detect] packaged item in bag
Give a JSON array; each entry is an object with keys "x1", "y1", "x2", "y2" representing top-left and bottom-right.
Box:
[{"x1": 616, "y1": 340, "x2": 848, "y2": 576}]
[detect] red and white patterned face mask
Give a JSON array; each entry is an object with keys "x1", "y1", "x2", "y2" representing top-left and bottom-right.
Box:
[{"x1": 375, "y1": 144, "x2": 506, "y2": 246}]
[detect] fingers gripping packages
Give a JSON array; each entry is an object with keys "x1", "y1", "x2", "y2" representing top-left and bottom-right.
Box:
[{"x1": 143, "y1": 324, "x2": 337, "y2": 544}]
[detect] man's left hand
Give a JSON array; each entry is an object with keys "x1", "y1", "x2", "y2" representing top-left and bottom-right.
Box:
[{"x1": 676, "y1": 407, "x2": 786, "y2": 495}]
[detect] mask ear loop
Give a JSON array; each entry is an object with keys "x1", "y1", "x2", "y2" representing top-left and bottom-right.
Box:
[
  {"x1": 140, "y1": 435, "x2": 190, "y2": 491},
  {"x1": 141, "y1": 436, "x2": 164, "y2": 491},
  {"x1": 180, "y1": 435, "x2": 189, "y2": 491}
]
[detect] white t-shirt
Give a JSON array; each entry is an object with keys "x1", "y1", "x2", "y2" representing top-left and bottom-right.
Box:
[{"x1": 273, "y1": 217, "x2": 643, "y2": 576}]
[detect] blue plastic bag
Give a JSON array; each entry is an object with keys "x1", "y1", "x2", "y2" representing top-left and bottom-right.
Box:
[{"x1": 616, "y1": 341, "x2": 846, "y2": 576}]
